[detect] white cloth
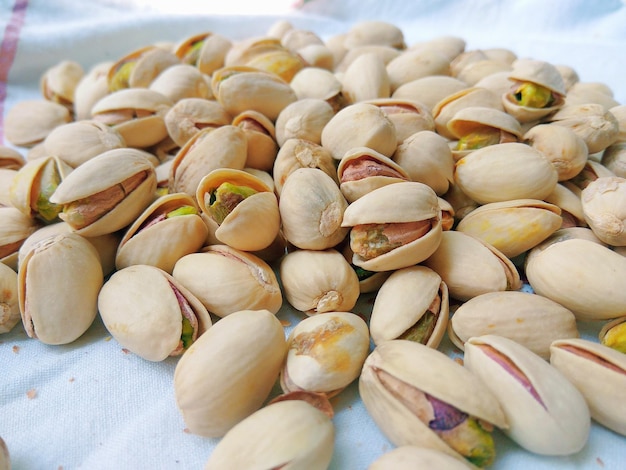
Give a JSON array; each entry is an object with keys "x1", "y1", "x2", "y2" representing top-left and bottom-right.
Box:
[{"x1": 1, "y1": 0, "x2": 625, "y2": 469}]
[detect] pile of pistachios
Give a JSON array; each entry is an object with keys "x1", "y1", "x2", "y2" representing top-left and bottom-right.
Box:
[{"x1": 2, "y1": 18, "x2": 626, "y2": 469}]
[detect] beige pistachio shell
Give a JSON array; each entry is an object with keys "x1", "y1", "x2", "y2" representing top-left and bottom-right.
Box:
[
  {"x1": 279, "y1": 168, "x2": 349, "y2": 250},
  {"x1": 321, "y1": 102, "x2": 397, "y2": 160},
  {"x1": 211, "y1": 66, "x2": 297, "y2": 120},
  {"x1": 40, "y1": 60, "x2": 84, "y2": 108},
  {"x1": 279, "y1": 249, "x2": 360, "y2": 315},
  {"x1": 359, "y1": 340, "x2": 507, "y2": 465},
  {"x1": 341, "y1": 182, "x2": 443, "y2": 272},
  {"x1": 369, "y1": 446, "x2": 472, "y2": 470},
  {"x1": 340, "y1": 244, "x2": 392, "y2": 294},
  {"x1": 0, "y1": 262, "x2": 19, "y2": 333},
  {"x1": 116, "y1": 192, "x2": 207, "y2": 273},
  {"x1": 196, "y1": 169, "x2": 279, "y2": 252},
  {"x1": 456, "y1": 199, "x2": 562, "y2": 258},
  {"x1": 0, "y1": 169, "x2": 17, "y2": 208},
  {"x1": 392, "y1": 130, "x2": 454, "y2": 195},
  {"x1": 98, "y1": 264, "x2": 211, "y2": 361},
  {"x1": 581, "y1": 176, "x2": 626, "y2": 246},
  {"x1": 164, "y1": 98, "x2": 232, "y2": 148},
  {"x1": 148, "y1": 64, "x2": 211, "y2": 102},
  {"x1": 174, "y1": 32, "x2": 232, "y2": 75},
  {"x1": 423, "y1": 230, "x2": 521, "y2": 302},
  {"x1": 450, "y1": 291, "x2": 578, "y2": 359},
  {"x1": 0, "y1": 145, "x2": 25, "y2": 170},
  {"x1": 280, "y1": 27, "x2": 324, "y2": 51},
  {"x1": 454, "y1": 143, "x2": 558, "y2": 205},
  {"x1": 1, "y1": 207, "x2": 40, "y2": 270},
  {"x1": 280, "y1": 311, "x2": 369, "y2": 396},
  {"x1": 232, "y1": 110, "x2": 278, "y2": 172},
  {"x1": 289, "y1": 67, "x2": 343, "y2": 102},
  {"x1": 18, "y1": 232, "x2": 103, "y2": 344},
  {"x1": 341, "y1": 53, "x2": 391, "y2": 104},
  {"x1": 172, "y1": 245, "x2": 282, "y2": 317},
  {"x1": 4, "y1": 100, "x2": 72, "y2": 147},
  {"x1": 0, "y1": 437, "x2": 9, "y2": 470},
  {"x1": 344, "y1": 20, "x2": 405, "y2": 49},
  {"x1": 174, "y1": 309, "x2": 287, "y2": 437},
  {"x1": 274, "y1": 98, "x2": 335, "y2": 147},
  {"x1": 392, "y1": 75, "x2": 468, "y2": 112},
  {"x1": 449, "y1": 50, "x2": 489, "y2": 77},
  {"x1": 169, "y1": 125, "x2": 247, "y2": 197},
  {"x1": 297, "y1": 43, "x2": 334, "y2": 70},
  {"x1": 370, "y1": 265, "x2": 449, "y2": 348},
  {"x1": 107, "y1": 45, "x2": 180, "y2": 91},
  {"x1": 447, "y1": 106, "x2": 522, "y2": 141},
  {"x1": 525, "y1": 237, "x2": 626, "y2": 320},
  {"x1": 204, "y1": 399, "x2": 334, "y2": 470},
  {"x1": 609, "y1": 105, "x2": 626, "y2": 142},
  {"x1": 465, "y1": 335, "x2": 590, "y2": 455},
  {"x1": 555, "y1": 64, "x2": 580, "y2": 91},
  {"x1": 601, "y1": 142, "x2": 626, "y2": 177},
  {"x1": 550, "y1": 338, "x2": 626, "y2": 436},
  {"x1": 337, "y1": 146, "x2": 409, "y2": 203},
  {"x1": 365, "y1": 97, "x2": 435, "y2": 144},
  {"x1": 244, "y1": 47, "x2": 307, "y2": 83},
  {"x1": 73, "y1": 61, "x2": 112, "y2": 121},
  {"x1": 473, "y1": 71, "x2": 514, "y2": 100},
  {"x1": 409, "y1": 35, "x2": 466, "y2": 61},
  {"x1": 386, "y1": 49, "x2": 451, "y2": 92},
  {"x1": 456, "y1": 59, "x2": 512, "y2": 87},
  {"x1": 49, "y1": 148, "x2": 157, "y2": 237},
  {"x1": 272, "y1": 138, "x2": 338, "y2": 196},
  {"x1": 544, "y1": 183, "x2": 586, "y2": 227},
  {"x1": 564, "y1": 81, "x2": 619, "y2": 109}
]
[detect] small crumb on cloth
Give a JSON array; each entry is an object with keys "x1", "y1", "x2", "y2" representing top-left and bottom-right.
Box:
[
  {"x1": 12, "y1": 345, "x2": 19, "y2": 353},
  {"x1": 26, "y1": 388, "x2": 37, "y2": 399}
]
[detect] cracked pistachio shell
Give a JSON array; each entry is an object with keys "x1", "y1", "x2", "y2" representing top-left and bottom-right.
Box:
[
  {"x1": 599, "y1": 316, "x2": 626, "y2": 353},
  {"x1": 5, "y1": 100, "x2": 72, "y2": 147},
  {"x1": 164, "y1": 98, "x2": 231, "y2": 148},
  {"x1": 168, "y1": 125, "x2": 247, "y2": 197},
  {"x1": 465, "y1": 335, "x2": 590, "y2": 455},
  {"x1": 525, "y1": 238, "x2": 626, "y2": 320},
  {"x1": 341, "y1": 53, "x2": 391, "y2": 104},
  {"x1": 0, "y1": 146, "x2": 25, "y2": 170},
  {"x1": 423, "y1": 230, "x2": 521, "y2": 302},
  {"x1": 321, "y1": 103, "x2": 397, "y2": 160},
  {"x1": 98, "y1": 264, "x2": 211, "y2": 361},
  {"x1": 279, "y1": 168, "x2": 349, "y2": 250},
  {"x1": 0, "y1": 263, "x2": 19, "y2": 333},
  {"x1": 49, "y1": 148, "x2": 157, "y2": 237},
  {"x1": 370, "y1": 265, "x2": 449, "y2": 348},
  {"x1": 196, "y1": 168, "x2": 279, "y2": 252},
  {"x1": 40, "y1": 60, "x2": 84, "y2": 108},
  {"x1": 563, "y1": 160, "x2": 615, "y2": 197},
  {"x1": 369, "y1": 446, "x2": 473, "y2": 470},
  {"x1": 359, "y1": 340, "x2": 507, "y2": 466},
  {"x1": 244, "y1": 47, "x2": 307, "y2": 83},
  {"x1": 116, "y1": 192, "x2": 207, "y2": 273},
  {"x1": 174, "y1": 309, "x2": 287, "y2": 437},
  {"x1": 454, "y1": 143, "x2": 558, "y2": 205},
  {"x1": 337, "y1": 146, "x2": 409, "y2": 203},
  {"x1": 106, "y1": 45, "x2": 180, "y2": 91},
  {"x1": 205, "y1": 399, "x2": 334, "y2": 470},
  {"x1": 279, "y1": 249, "x2": 360, "y2": 315},
  {"x1": 280, "y1": 311, "x2": 369, "y2": 396},
  {"x1": 341, "y1": 182, "x2": 442, "y2": 272},
  {"x1": 18, "y1": 232, "x2": 103, "y2": 345},
  {"x1": 211, "y1": 66, "x2": 297, "y2": 120},
  {"x1": 550, "y1": 338, "x2": 626, "y2": 436},
  {"x1": 456, "y1": 199, "x2": 562, "y2": 258},
  {"x1": 232, "y1": 110, "x2": 278, "y2": 172},
  {"x1": 392, "y1": 76, "x2": 468, "y2": 112},
  {"x1": 148, "y1": 64, "x2": 211, "y2": 102},
  {"x1": 449, "y1": 291, "x2": 578, "y2": 359},
  {"x1": 365, "y1": 97, "x2": 435, "y2": 144},
  {"x1": 172, "y1": 244, "x2": 282, "y2": 317},
  {"x1": 340, "y1": 244, "x2": 391, "y2": 294},
  {"x1": 174, "y1": 32, "x2": 232, "y2": 76},
  {"x1": 91, "y1": 88, "x2": 173, "y2": 148},
  {"x1": 275, "y1": 98, "x2": 335, "y2": 147},
  {"x1": 1, "y1": 207, "x2": 40, "y2": 270},
  {"x1": 581, "y1": 176, "x2": 626, "y2": 246}
]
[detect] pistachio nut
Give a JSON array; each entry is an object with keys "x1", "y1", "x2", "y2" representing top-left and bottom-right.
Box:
[
  {"x1": 98, "y1": 264, "x2": 211, "y2": 361},
  {"x1": 341, "y1": 52, "x2": 391, "y2": 104},
  {"x1": 365, "y1": 97, "x2": 435, "y2": 144},
  {"x1": 107, "y1": 45, "x2": 180, "y2": 91},
  {"x1": 174, "y1": 31, "x2": 232, "y2": 75},
  {"x1": 449, "y1": 291, "x2": 579, "y2": 359},
  {"x1": 0, "y1": 437, "x2": 9, "y2": 470},
  {"x1": 116, "y1": 192, "x2": 207, "y2": 273},
  {"x1": 174, "y1": 309, "x2": 287, "y2": 437},
  {"x1": 172, "y1": 244, "x2": 282, "y2": 317},
  {"x1": 599, "y1": 316, "x2": 626, "y2": 353},
  {"x1": 232, "y1": 110, "x2": 278, "y2": 172},
  {"x1": 392, "y1": 75, "x2": 468, "y2": 112},
  {"x1": 0, "y1": 262, "x2": 19, "y2": 333},
  {"x1": 164, "y1": 97, "x2": 232, "y2": 148},
  {"x1": 148, "y1": 64, "x2": 211, "y2": 102},
  {"x1": 423, "y1": 230, "x2": 521, "y2": 302},
  {"x1": 18, "y1": 232, "x2": 103, "y2": 344},
  {"x1": 204, "y1": 399, "x2": 334, "y2": 470},
  {"x1": 609, "y1": 104, "x2": 626, "y2": 142},
  {"x1": 344, "y1": 20, "x2": 405, "y2": 49},
  {"x1": 370, "y1": 265, "x2": 449, "y2": 348},
  {"x1": 340, "y1": 244, "x2": 392, "y2": 294},
  {"x1": 601, "y1": 142, "x2": 626, "y2": 178},
  {"x1": 465, "y1": 335, "x2": 590, "y2": 455},
  {"x1": 550, "y1": 338, "x2": 626, "y2": 436},
  {"x1": 280, "y1": 311, "x2": 369, "y2": 397},
  {"x1": 369, "y1": 446, "x2": 472, "y2": 470},
  {"x1": 341, "y1": 181, "x2": 443, "y2": 272},
  {"x1": 289, "y1": 67, "x2": 345, "y2": 111},
  {"x1": 49, "y1": 148, "x2": 157, "y2": 237},
  {"x1": 73, "y1": 61, "x2": 112, "y2": 121},
  {"x1": 0, "y1": 145, "x2": 25, "y2": 170},
  {"x1": 40, "y1": 60, "x2": 84, "y2": 110},
  {"x1": 442, "y1": 179, "x2": 478, "y2": 224},
  {"x1": 274, "y1": 98, "x2": 335, "y2": 147},
  {"x1": 544, "y1": 183, "x2": 586, "y2": 228},
  {"x1": 581, "y1": 176, "x2": 626, "y2": 246},
  {"x1": 386, "y1": 49, "x2": 451, "y2": 92},
  {"x1": 1, "y1": 207, "x2": 40, "y2": 270},
  {"x1": 0, "y1": 169, "x2": 17, "y2": 208},
  {"x1": 359, "y1": 340, "x2": 507, "y2": 468},
  {"x1": 4, "y1": 99, "x2": 72, "y2": 147},
  {"x1": 279, "y1": 249, "x2": 360, "y2": 315}
]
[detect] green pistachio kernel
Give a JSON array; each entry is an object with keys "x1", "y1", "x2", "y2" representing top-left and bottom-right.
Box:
[
  {"x1": 166, "y1": 205, "x2": 198, "y2": 218},
  {"x1": 601, "y1": 322, "x2": 626, "y2": 354},
  {"x1": 34, "y1": 159, "x2": 62, "y2": 222},
  {"x1": 182, "y1": 39, "x2": 205, "y2": 65},
  {"x1": 446, "y1": 418, "x2": 496, "y2": 468},
  {"x1": 181, "y1": 317, "x2": 194, "y2": 349},
  {"x1": 398, "y1": 311, "x2": 436, "y2": 344},
  {"x1": 109, "y1": 61, "x2": 135, "y2": 92},
  {"x1": 456, "y1": 128, "x2": 501, "y2": 151},
  {"x1": 207, "y1": 182, "x2": 258, "y2": 224},
  {"x1": 513, "y1": 82, "x2": 554, "y2": 108}
]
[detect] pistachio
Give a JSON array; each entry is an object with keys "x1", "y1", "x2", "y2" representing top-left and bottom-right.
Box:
[
  {"x1": 598, "y1": 317, "x2": 626, "y2": 353},
  {"x1": 0, "y1": 263, "x2": 19, "y2": 333},
  {"x1": 369, "y1": 446, "x2": 472, "y2": 470},
  {"x1": 0, "y1": 437, "x2": 9, "y2": 470}
]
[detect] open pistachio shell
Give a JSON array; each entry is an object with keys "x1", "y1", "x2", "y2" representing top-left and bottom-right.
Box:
[
  {"x1": 107, "y1": 45, "x2": 180, "y2": 91},
  {"x1": 601, "y1": 142, "x2": 626, "y2": 177},
  {"x1": 423, "y1": 230, "x2": 521, "y2": 302},
  {"x1": 392, "y1": 75, "x2": 468, "y2": 112},
  {"x1": 18, "y1": 232, "x2": 103, "y2": 344},
  {"x1": 370, "y1": 265, "x2": 449, "y2": 348},
  {"x1": 98, "y1": 264, "x2": 211, "y2": 361},
  {"x1": 0, "y1": 146, "x2": 25, "y2": 170},
  {"x1": 0, "y1": 263, "x2": 19, "y2": 333},
  {"x1": 164, "y1": 97, "x2": 232, "y2": 148},
  {"x1": 204, "y1": 399, "x2": 334, "y2": 470},
  {"x1": 550, "y1": 338, "x2": 626, "y2": 436},
  {"x1": 449, "y1": 291, "x2": 579, "y2": 359},
  {"x1": 40, "y1": 60, "x2": 84, "y2": 109},
  {"x1": 456, "y1": 199, "x2": 562, "y2": 258},
  {"x1": 196, "y1": 168, "x2": 280, "y2": 252},
  {"x1": 279, "y1": 249, "x2": 360, "y2": 315},
  {"x1": 148, "y1": 64, "x2": 211, "y2": 102},
  {"x1": 365, "y1": 97, "x2": 435, "y2": 144},
  {"x1": 174, "y1": 31, "x2": 232, "y2": 75},
  {"x1": 280, "y1": 311, "x2": 369, "y2": 396},
  {"x1": 232, "y1": 110, "x2": 278, "y2": 172},
  {"x1": 359, "y1": 340, "x2": 507, "y2": 468},
  {"x1": 172, "y1": 244, "x2": 282, "y2": 317},
  {"x1": 369, "y1": 446, "x2": 472, "y2": 470},
  {"x1": 525, "y1": 237, "x2": 626, "y2": 320},
  {"x1": 0, "y1": 207, "x2": 40, "y2": 270},
  {"x1": 341, "y1": 182, "x2": 443, "y2": 272},
  {"x1": 340, "y1": 243, "x2": 391, "y2": 294},
  {"x1": 599, "y1": 316, "x2": 626, "y2": 353},
  {"x1": 465, "y1": 335, "x2": 590, "y2": 455},
  {"x1": 116, "y1": 192, "x2": 207, "y2": 273},
  {"x1": 73, "y1": 61, "x2": 112, "y2": 121},
  {"x1": 174, "y1": 309, "x2": 287, "y2": 437},
  {"x1": 49, "y1": 148, "x2": 157, "y2": 237},
  {"x1": 4, "y1": 100, "x2": 72, "y2": 147},
  {"x1": 581, "y1": 176, "x2": 626, "y2": 246}
]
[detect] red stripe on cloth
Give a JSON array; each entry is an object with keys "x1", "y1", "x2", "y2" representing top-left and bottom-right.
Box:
[{"x1": 0, "y1": 0, "x2": 29, "y2": 144}]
